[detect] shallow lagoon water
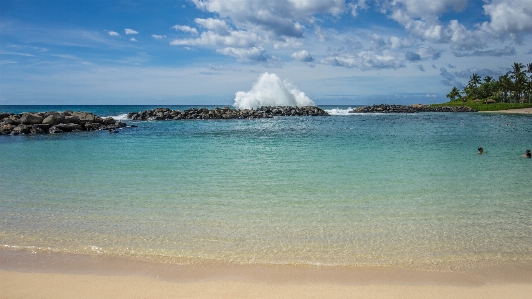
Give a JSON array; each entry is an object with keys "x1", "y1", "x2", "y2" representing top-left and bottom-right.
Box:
[{"x1": 1, "y1": 106, "x2": 531, "y2": 268}]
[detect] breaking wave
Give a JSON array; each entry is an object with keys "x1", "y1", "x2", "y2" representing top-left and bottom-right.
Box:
[{"x1": 233, "y1": 73, "x2": 314, "y2": 110}]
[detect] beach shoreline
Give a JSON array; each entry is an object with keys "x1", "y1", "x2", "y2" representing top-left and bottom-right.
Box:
[
  {"x1": 2, "y1": 250, "x2": 532, "y2": 298},
  {"x1": 479, "y1": 107, "x2": 532, "y2": 114}
]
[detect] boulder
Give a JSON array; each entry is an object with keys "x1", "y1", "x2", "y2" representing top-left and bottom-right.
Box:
[
  {"x1": 30, "y1": 126, "x2": 46, "y2": 134},
  {"x1": 20, "y1": 113, "x2": 44, "y2": 125},
  {"x1": 0, "y1": 124, "x2": 15, "y2": 135},
  {"x1": 65, "y1": 115, "x2": 81, "y2": 124},
  {"x1": 42, "y1": 114, "x2": 65, "y2": 126},
  {"x1": 71, "y1": 111, "x2": 104, "y2": 124},
  {"x1": 51, "y1": 123, "x2": 83, "y2": 132},
  {"x1": 0, "y1": 112, "x2": 11, "y2": 121},
  {"x1": 12, "y1": 124, "x2": 31, "y2": 134},
  {"x1": 103, "y1": 117, "x2": 116, "y2": 125}
]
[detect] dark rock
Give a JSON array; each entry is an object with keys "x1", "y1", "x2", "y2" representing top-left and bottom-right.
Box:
[
  {"x1": 42, "y1": 114, "x2": 65, "y2": 126},
  {"x1": 20, "y1": 113, "x2": 44, "y2": 125},
  {"x1": 65, "y1": 115, "x2": 81, "y2": 124},
  {"x1": 350, "y1": 104, "x2": 477, "y2": 113},
  {"x1": 13, "y1": 124, "x2": 31, "y2": 134},
  {"x1": 126, "y1": 106, "x2": 329, "y2": 121},
  {"x1": 51, "y1": 123, "x2": 83, "y2": 132},
  {"x1": 103, "y1": 117, "x2": 116, "y2": 125},
  {"x1": 0, "y1": 124, "x2": 15, "y2": 135}
]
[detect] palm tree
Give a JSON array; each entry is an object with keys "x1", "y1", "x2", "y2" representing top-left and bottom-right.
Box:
[
  {"x1": 465, "y1": 73, "x2": 481, "y2": 99},
  {"x1": 498, "y1": 74, "x2": 512, "y2": 102},
  {"x1": 508, "y1": 62, "x2": 526, "y2": 102},
  {"x1": 446, "y1": 87, "x2": 461, "y2": 101},
  {"x1": 482, "y1": 76, "x2": 494, "y2": 99},
  {"x1": 526, "y1": 63, "x2": 532, "y2": 103}
]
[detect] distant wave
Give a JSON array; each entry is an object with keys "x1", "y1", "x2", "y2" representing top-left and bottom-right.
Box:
[
  {"x1": 234, "y1": 73, "x2": 314, "y2": 110},
  {"x1": 324, "y1": 107, "x2": 355, "y2": 116},
  {"x1": 107, "y1": 113, "x2": 129, "y2": 121}
]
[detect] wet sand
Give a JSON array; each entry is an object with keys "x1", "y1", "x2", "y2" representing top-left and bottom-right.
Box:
[
  {"x1": 2, "y1": 250, "x2": 532, "y2": 299},
  {"x1": 481, "y1": 107, "x2": 532, "y2": 114},
  {"x1": 3, "y1": 270, "x2": 532, "y2": 299}
]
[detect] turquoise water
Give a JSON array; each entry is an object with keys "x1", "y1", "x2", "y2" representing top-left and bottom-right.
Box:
[{"x1": 1, "y1": 105, "x2": 531, "y2": 268}]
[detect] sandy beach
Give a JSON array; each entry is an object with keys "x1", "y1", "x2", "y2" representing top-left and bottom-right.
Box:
[
  {"x1": 2, "y1": 270, "x2": 532, "y2": 299},
  {"x1": 481, "y1": 107, "x2": 532, "y2": 114},
  {"x1": 2, "y1": 251, "x2": 532, "y2": 299}
]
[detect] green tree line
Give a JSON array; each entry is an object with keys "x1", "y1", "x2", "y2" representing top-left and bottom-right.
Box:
[{"x1": 446, "y1": 62, "x2": 532, "y2": 103}]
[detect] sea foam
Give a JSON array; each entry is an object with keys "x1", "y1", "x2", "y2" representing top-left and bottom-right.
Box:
[{"x1": 233, "y1": 73, "x2": 314, "y2": 110}]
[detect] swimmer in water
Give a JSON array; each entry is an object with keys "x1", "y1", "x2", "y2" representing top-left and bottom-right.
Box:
[
  {"x1": 523, "y1": 149, "x2": 531, "y2": 158},
  {"x1": 478, "y1": 147, "x2": 484, "y2": 155}
]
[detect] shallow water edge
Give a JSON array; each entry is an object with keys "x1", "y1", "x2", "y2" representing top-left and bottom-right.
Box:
[{"x1": 2, "y1": 249, "x2": 532, "y2": 285}]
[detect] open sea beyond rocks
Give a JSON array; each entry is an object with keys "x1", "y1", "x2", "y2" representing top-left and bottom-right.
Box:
[{"x1": 1, "y1": 105, "x2": 531, "y2": 271}]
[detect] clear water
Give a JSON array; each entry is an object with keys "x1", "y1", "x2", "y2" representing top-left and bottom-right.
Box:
[{"x1": 1, "y1": 105, "x2": 531, "y2": 268}]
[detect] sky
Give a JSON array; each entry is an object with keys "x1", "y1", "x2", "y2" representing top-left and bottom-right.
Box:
[{"x1": 1, "y1": 0, "x2": 531, "y2": 105}]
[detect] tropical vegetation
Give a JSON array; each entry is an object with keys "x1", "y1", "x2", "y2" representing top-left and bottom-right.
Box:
[{"x1": 440, "y1": 62, "x2": 532, "y2": 111}]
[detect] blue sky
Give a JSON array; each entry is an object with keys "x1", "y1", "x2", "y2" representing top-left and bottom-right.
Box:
[{"x1": 1, "y1": 0, "x2": 531, "y2": 105}]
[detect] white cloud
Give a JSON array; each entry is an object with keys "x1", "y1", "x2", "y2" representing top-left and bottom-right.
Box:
[
  {"x1": 195, "y1": 18, "x2": 231, "y2": 35},
  {"x1": 389, "y1": 36, "x2": 413, "y2": 49},
  {"x1": 106, "y1": 30, "x2": 120, "y2": 37},
  {"x1": 321, "y1": 51, "x2": 405, "y2": 70},
  {"x1": 191, "y1": 0, "x2": 346, "y2": 38},
  {"x1": 384, "y1": 0, "x2": 467, "y2": 19},
  {"x1": 349, "y1": 0, "x2": 368, "y2": 17},
  {"x1": 172, "y1": 25, "x2": 199, "y2": 35},
  {"x1": 447, "y1": 20, "x2": 486, "y2": 50},
  {"x1": 170, "y1": 29, "x2": 260, "y2": 48},
  {"x1": 125, "y1": 28, "x2": 139, "y2": 35},
  {"x1": 217, "y1": 46, "x2": 268, "y2": 62},
  {"x1": 152, "y1": 34, "x2": 167, "y2": 40},
  {"x1": 480, "y1": 0, "x2": 532, "y2": 39},
  {"x1": 130, "y1": 38, "x2": 138, "y2": 42},
  {"x1": 291, "y1": 50, "x2": 314, "y2": 62}
]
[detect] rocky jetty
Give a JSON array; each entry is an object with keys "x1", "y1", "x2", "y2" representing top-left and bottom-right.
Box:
[
  {"x1": 127, "y1": 106, "x2": 329, "y2": 121},
  {"x1": 350, "y1": 104, "x2": 477, "y2": 113},
  {"x1": 0, "y1": 111, "x2": 126, "y2": 135}
]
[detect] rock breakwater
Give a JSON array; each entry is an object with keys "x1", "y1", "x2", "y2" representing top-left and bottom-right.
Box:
[
  {"x1": 0, "y1": 111, "x2": 126, "y2": 135},
  {"x1": 351, "y1": 104, "x2": 477, "y2": 113},
  {"x1": 127, "y1": 106, "x2": 329, "y2": 120}
]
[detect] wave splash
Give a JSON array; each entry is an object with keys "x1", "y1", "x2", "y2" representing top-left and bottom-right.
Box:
[{"x1": 233, "y1": 73, "x2": 314, "y2": 110}]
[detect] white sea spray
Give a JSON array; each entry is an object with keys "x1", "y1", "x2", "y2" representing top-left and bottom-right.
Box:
[{"x1": 233, "y1": 73, "x2": 314, "y2": 110}]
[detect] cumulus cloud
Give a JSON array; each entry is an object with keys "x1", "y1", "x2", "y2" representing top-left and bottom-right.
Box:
[
  {"x1": 390, "y1": 36, "x2": 413, "y2": 49},
  {"x1": 130, "y1": 38, "x2": 138, "y2": 42},
  {"x1": 191, "y1": 0, "x2": 346, "y2": 38},
  {"x1": 152, "y1": 34, "x2": 166, "y2": 40},
  {"x1": 480, "y1": 0, "x2": 532, "y2": 38},
  {"x1": 321, "y1": 51, "x2": 405, "y2": 70},
  {"x1": 125, "y1": 28, "x2": 139, "y2": 35},
  {"x1": 170, "y1": 30, "x2": 260, "y2": 47},
  {"x1": 291, "y1": 49, "x2": 314, "y2": 62},
  {"x1": 417, "y1": 64, "x2": 425, "y2": 71},
  {"x1": 106, "y1": 30, "x2": 120, "y2": 37},
  {"x1": 195, "y1": 18, "x2": 231, "y2": 35},
  {"x1": 382, "y1": 0, "x2": 532, "y2": 49},
  {"x1": 217, "y1": 46, "x2": 269, "y2": 62},
  {"x1": 172, "y1": 25, "x2": 199, "y2": 35}
]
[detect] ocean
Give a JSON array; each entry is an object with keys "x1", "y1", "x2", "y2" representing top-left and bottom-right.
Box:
[{"x1": 1, "y1": 105, "x2": 531, "y2": 270}]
